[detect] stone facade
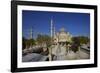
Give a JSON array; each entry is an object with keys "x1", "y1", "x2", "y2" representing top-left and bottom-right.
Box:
[{"x1": 53, "y1": 28, "x2": 72, "y2": 45}]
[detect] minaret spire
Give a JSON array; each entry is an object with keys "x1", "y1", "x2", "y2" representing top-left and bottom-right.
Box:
[
  {"x1": 51, "y1": 19, "x2": 53, "y2": 38},
  {"x1": 54, "y1": 26, "x2": 55, "y2": 36},
  {"x1": 30, "y1": 27, "x2": 33, "y2": 39},
  {"x1": 49, "y1": 18, "x2": 54, "y2": 61}
]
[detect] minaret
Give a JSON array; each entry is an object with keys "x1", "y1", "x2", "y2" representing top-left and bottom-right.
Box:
[
  {"x1": 53, "y1": 26, "x2": 56, "y2": 36},
  {"x1": 30, "y1": 28, "x2": 33, "y2": 39},
  {"x1": 30, "y1": 27, "x2": 34, "y2": 48},
  {"x1": 51, "y1": 18, "x2": 56, "y2": 37},
  {"x1": 51, "y1": 19, "x2": 53, "y2": 38},
  {"x1": 49, "y1": 19, "x2": 53, "y2": 61},
  {"x1": 51, "y1": 19, "x2": 56, "y2": 38}
]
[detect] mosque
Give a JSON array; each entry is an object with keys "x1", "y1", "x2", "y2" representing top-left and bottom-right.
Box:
[{"x1": 49, "y1": 19, "x2": 73, "y2": 60}]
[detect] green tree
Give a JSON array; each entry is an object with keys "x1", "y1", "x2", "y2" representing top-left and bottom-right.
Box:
[
  {"x1": 36, "y1": 34, "x2": 44, "y2": 45},
  {"x1": 72, "y1": 36, "x2": 89, "y2": 45},
  {"x1": 78, "y1": 36, "x2": 89, "y2": 44},
  {"x1": 43, "y1": 35, "x2": 51, "y2": 47},
  {"x1": 22, "y1": 37, "x2": 36, "y2": 49},
  {"x1": 72, "y1": 37, "x2": 80, "y2": 46},
  {"x1": 22, "y1": 37, "x2": 27, "y2": 50},
  {"x1": 28, "y1": 39, "x2": 36, "y2": 46},
  {"x1": 36, "y1": 34, "x2": 51, "y2": 48}
]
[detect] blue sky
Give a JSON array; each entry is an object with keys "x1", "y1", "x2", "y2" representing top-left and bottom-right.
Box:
[{"x1": 22, "y1": 10, "x2": 90, "y2": 39}]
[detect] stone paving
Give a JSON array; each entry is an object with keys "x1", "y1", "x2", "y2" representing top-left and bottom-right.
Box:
[{"x1": 22, "y1": 46, "x2": 90, "y2": 62}]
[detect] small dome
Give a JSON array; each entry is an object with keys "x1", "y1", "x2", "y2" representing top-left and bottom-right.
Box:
[{"x1": 60, "y1": 28, "x2": 65, "y2": 32}]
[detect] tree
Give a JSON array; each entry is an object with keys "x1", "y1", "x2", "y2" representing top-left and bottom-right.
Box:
[
  {"x1": 71, "y1": 36, "x2": 89, "y2": 52},
  {"x1": 22, "y1": 37, "x2": 36, "y2": 49},
  {"x1": 28, "y1": 39, "x2": 36, "y2": 46},
  {"x1": 43, "y1": 35, "x2": 51, "y2": 47},
  {"x1": 72, "y1": 36, "x2": 89, "y2": 45},
  {"x1": 36, "y1": 34, "x2": 44, "y2": 46},
  {"x1": 36, "y1": 34, "x2": 51, "y2": 47},
  {"x1": 72, "y1": 37, "x2": 80, "y2": 46},
  {"x1": 78, "y1": 36, "x2": 89, "y2": 44},
  {"x1": 22, "y1": 37, "x2": 27, "y2": 50}
]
